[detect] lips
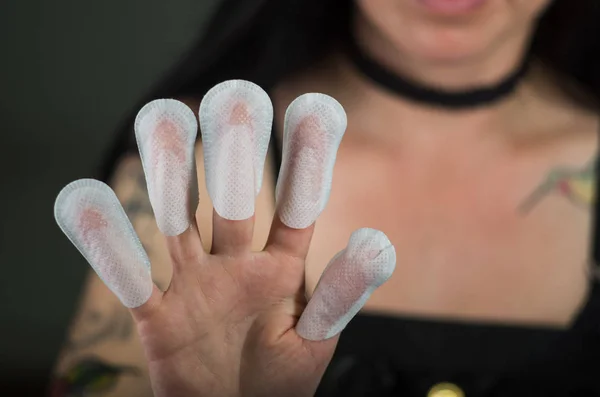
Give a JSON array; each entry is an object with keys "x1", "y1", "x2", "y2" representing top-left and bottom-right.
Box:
[{"x1": 417, "y1": 0, "x2": 487, "y2": 14}]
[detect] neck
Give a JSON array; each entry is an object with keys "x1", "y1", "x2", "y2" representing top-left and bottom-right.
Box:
[
  {"x1": 312, "y1": 13, "x2": 542, "y2": 144},
  {"x1": 309, "y1": 54, "x2": 543, "y2": 147},
  {"x1": 354, "y1": 11, "x2": 533, "y2": 91},
  {"x1": 276, "y1": 18, "x2": 546, "y2": 146},
  {"x1": 338, "y1": 59, "x2": 536, "y2": 142}
]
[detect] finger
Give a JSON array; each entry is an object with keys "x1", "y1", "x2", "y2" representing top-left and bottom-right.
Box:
[
  {"x1": 54, "y1": 179, "x2": 161, "y2": 313},
  {"x1": 296, "y1": 228, "x2": 396, "y2": 341},
  {"x1": 135, "y1": 99, "x2": 205, "y2": 268},
  {"x1": 199, "y1": 80, "x2": 273, "y2": 255},
  {"x1": 266, "y1": 93, "x2": 346, "y2": 259},
  {"x1": 134, "y1": 99, "x2": 200, "y2": 237}
]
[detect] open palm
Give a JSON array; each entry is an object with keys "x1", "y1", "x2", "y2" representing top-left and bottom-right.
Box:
[{"x1": 54, "y1": 80, "x2": 395, "y2": 397}]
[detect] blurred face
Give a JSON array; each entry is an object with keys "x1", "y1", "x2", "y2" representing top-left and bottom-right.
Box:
[{"x1": 356, "y1": 0, "x2": 552, "y2": 64}]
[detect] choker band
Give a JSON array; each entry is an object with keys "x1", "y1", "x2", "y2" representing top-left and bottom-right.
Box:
[{"x1": 346, "y1": 38, "x2": 530, "y2": 109}]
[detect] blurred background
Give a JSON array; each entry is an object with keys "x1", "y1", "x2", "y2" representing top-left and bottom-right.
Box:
[{"x1": 0, "y1": 1, "x2": 217, "y2": 393}]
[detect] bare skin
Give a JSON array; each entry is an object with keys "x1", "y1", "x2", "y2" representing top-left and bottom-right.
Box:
[
  {"x1": 51, "y1": 1, "x2": 599, "y2": 395},
  {"x1": 51, "y1": 62, "x2": 598, "y2": 395},
  {"x1": 51, "y1": 100, "x2": 280, "y2": 397},
  {"x1": 278, "y1": 58, "x2": 598, "y2": 326}
]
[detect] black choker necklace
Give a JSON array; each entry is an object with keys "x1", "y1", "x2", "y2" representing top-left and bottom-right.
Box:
[{"x1": 346, "y1": 38, "x2": 530, "y2": 109}]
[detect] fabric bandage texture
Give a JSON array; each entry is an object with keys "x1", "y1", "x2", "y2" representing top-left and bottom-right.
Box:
[
  {"x1": 54, "y1": 179, "x2": 153, "y2": 308},
  {"x1": 135, "y1": 98, "x2": 198, "y2": 236},
  {"x1": 276, "y1": 93, "x2": 347, "y2": 229},
  {"x1": 296, "y1": 228, "x2": 396, "y2": 340},
  {"x1": 199, "y1": 80, "x2": 273, "y2": 220}
]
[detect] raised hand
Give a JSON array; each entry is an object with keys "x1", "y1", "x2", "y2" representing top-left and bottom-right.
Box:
[{"x1": 54, "y1": 80, "x2": 396, "y2": 397}]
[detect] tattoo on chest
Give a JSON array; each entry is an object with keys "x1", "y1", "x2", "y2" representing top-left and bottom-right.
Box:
[{"x1": 520, "y1": 159, "x2": 597, "y2": 214}]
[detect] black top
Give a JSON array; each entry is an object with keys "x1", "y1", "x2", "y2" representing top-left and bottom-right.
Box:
[
  {"x1": 108, "y1": 107, "x2": 600, "y2": 397},
  {"x1": 269, "y1": 126, "x2": 600, "y2": 397},
  {"x1": 316, "y1": 285, "x2": 600, "y2": 397}
]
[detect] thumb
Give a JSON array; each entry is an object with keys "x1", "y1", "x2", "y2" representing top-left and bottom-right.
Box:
[{"x1": 296, "y1": 228, "x2": 396, "y2": 341}]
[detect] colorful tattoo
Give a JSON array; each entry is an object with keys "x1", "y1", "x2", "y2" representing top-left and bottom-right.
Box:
[
  {"x1": 49, "y1": 357, "x2": 139, "y2": 397},
  {"x1": 520, "y1": 160, "x2": 596, "y2": 214}
]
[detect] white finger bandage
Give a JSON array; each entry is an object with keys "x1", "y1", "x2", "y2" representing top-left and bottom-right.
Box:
[
  {"x1": 276, "y1": 93, "x2": 347, "y2": 229},
  {"x1": 135, "y1": 99, "x2": 198, "y2": 236},
  {"x1": 199, "y1": 80, "x2": 273, "y2": 220},
  {"x1": 54, "y1": 179, "x2": 153, "y2": 308},
  {"x1": 296, "y1": 228, "x2": 396, "y2": 341}
]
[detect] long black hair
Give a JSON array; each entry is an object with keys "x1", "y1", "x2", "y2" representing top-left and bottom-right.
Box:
[{"x1": 100, "y1": 0, "x2": 600, "y2": 180}]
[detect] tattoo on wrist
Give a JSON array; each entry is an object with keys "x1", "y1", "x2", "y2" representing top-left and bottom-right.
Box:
[{"x1": 519, "y1": 159, "x2": 596, "y2": 214}]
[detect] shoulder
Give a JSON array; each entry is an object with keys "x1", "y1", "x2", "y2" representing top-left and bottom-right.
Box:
[{"x1": 521, "y1": 61, "x2": 599, "y2": 162}]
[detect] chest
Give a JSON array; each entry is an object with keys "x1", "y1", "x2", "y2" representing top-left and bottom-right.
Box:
[{"x1": 303, "y1": 140, "x2": 592, "y2": 327}]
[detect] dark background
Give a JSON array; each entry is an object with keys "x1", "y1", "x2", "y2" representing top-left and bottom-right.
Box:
[{"x1": 0, "y1": 1, "x2": 217, "y2": 393}]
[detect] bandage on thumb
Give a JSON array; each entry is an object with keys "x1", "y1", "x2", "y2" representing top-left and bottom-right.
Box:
[
  {"x1": 135, "y1": 99, "x2": 198, "y2": 236},
  {"x1": 276, "y1": 93, "x2": 347, "y2": 229},
  {"x1": 296, "y1": 228, "x2": 396, "y2": 341},
  {"x1": 54, "y1": 179, "x2": 153, "y2": 308},
  {"x1": 199, "y1": 80, "x2": 273, "y2": 220}
]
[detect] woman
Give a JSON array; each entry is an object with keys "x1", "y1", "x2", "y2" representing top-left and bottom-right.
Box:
[{"x1": 51, "y1": 0, "x2": 600, "y2": 396}]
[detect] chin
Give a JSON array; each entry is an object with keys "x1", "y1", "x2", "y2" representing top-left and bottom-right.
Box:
[
  {"x1": 357, "y1": 0, "x2": 550, "y2": 64},
  {"x1": 399, "y1": 17, "x2": 508, "y2": 64}
]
